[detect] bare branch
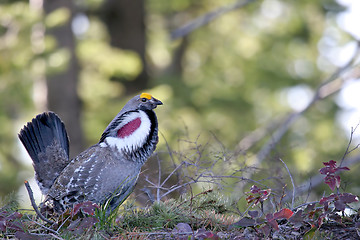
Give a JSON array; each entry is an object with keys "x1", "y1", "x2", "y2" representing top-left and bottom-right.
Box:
[
  {"x1": 176, "y1": 189, "x2": 213, "y2": 208},
  {"x1": 254, "y1": 48, "x2": 360, "y2": 166},
  {"x1": 292, "y1": 201, "x2": 319, "y2": 211},
  {"x1": 160, "y1": 161, "x2": 185, "y2": 189},
  {"x1": 279, "y1": 158, "x2": 295, "y2": 209},
  {"x1": 24, "y1": 180, "x2": 54, "y2": 225},
  {"x1": 157, "y1": 155, "x2": 162, "y2": 202},
  {"x1": 171, "y1": 0, "x2": 257, "y2": 40},
  {"x1": 340, "y1": 122, "x2": 360, "y2": 167},
  {"x1": 31, "y1": 220, "x2": 60, "y2": 236}
]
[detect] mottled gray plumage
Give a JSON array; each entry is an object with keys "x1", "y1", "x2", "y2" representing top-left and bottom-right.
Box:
[{"x1": 19, "y1": 94, "x2": 162, "y2": 214}]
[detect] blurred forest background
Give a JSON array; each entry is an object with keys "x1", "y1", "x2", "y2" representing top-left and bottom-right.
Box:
[{"x1": 1, "y1": 0, "x2": 360, "y2": 209}]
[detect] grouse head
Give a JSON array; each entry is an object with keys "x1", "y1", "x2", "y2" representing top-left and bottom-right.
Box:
[
  {"x1": 121, "y1": 92, "x2": 163, "y2": 113},
  {"x1": 99, "y1": 93, "x2": 163, "y2": 158}
]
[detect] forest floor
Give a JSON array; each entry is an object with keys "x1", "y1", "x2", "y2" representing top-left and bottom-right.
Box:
[
  {"x1": 1, "y1": 158, "x2": 359, "y2": 239},
  {"x1": 1, "y1": 189, "x2": 360, "y2": 239}
]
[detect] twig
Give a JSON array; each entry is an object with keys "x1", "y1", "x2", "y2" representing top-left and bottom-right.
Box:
[
  {"x1": 24, "y1": 180, "x2": 54, "y2": 224},
  {"x1": 160, "y1": 162, "x2": 185, "y2": 189},
  {"x1": 171, "y1": 0, "x2": 257, "y2": 40},
  {"x1": 339, "y1": 123, "x2": 360, "y2": 167},
  {"x1": 56, "y1": 215, "x2": 72, "y2": 232},
  {"x1": 292, "y1": 201, "x2": 319, "y2": 211},
  {"x1": 157, "y1": 154, "x2": 162, "y2": 202},
  {"x1": 49, "y1": 233, "x2": 65, "y2": 240},
  {"x1": 31, "y1": 220, "x2": 59, "y2": 236},
  {"x1": 176, "y1": 189, "x2": 213, "y2": 208},
  {"x1": 279, "y1": 158, "x2": 295, "y2": 209}
]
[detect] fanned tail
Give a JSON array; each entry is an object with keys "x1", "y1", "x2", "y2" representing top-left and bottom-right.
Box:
[{"x1": 19, "y1": 112, "x2": 70, "y2": 194}]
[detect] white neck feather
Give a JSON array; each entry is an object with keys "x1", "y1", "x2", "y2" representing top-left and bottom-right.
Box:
[{"x1": 100, "y1": 111, "x2": 151, "y2": 152}]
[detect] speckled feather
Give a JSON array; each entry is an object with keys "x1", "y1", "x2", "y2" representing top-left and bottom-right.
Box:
[{"x1": 48, "y1": 145, "x2": 143, "y2": 212}]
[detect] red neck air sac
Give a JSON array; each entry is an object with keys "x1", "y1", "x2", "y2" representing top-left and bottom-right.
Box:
[{"x1": 117, "y1": 117, "x2": 141, "y2": 138}]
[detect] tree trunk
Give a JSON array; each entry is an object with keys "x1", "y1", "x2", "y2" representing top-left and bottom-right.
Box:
[
  {"x1": 100, "y1": 0, "x2": 149, "y2": 95},
  {"x1": 43, "y1": 0, "x2": 84, "y2": 157}
]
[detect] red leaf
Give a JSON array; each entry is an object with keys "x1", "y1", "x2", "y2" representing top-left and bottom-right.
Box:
[
  {"x1": 324, "y1": 175, "x2": 337, "y2": 191},
  {"x1": 337, "y1": 166, "x2": 350, "y2": 172},
  {"x1": 72, "y1": 203, "x2": 82, "y2": 216},
  {"x1": 233, "y1": 217, "x2": 256, "y2": 227},
  {"x1": 339, "y1": 193, "x2": 359, "y2": 203},
  {"x1": 72, "y1": 201, "x2": 100, "y2": 216},
  {"x1": 274, "y1": 208, "x2": 294, "y2": 220},
  {"x1": 266, "y1": 213, "x2": 279, "y2": 230},
  {"x1": 250, "y1": 185, "x2": 261, "y2": 194},
  {"x1": 260, "y1": 224, "x2": 271, "y2": 237},
  {"x1": 246, "y1": 195, "x2": 256, "y2": 204},
  {"x1": 331, "y1": 193, "x2": 359, "y2": 211},
  {"x1": 81, "y1": 202, "x2": 100, "y2": 216},
  {"x1": 289, "y1": 210, "x2": 303, "y2": 224},
  {"x1": 246, "y1": 186, "x2": 271, "y2": 206},
  {"x1": 320, "y1": 160, "x2": 350, "y2": 176},
  {"x1": 319, "y1": 166, "x2": 332, "y2": 175},
  {"x1": 323, "y1": 160, "x2": 337, "y2": 168},
  {"x1": 77, "y1": 217, "x2": 99, "y2": 229},
  {"x1": 265, "y1": 213, "x2": 274, "y2": 222},
  {"x1": 334, "y1": 200, "x2": 346, "y2": 211},
  {"x1": 195, "y1": 228, "x2": 219, "y2": 240},
  {"x1": 267, "y1": 219, "x2": 279, "y2": 230}
]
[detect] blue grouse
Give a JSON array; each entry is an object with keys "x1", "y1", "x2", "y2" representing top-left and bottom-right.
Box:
[{"x1": 19, "y1": 93, "x2": 162, "y2": 213}]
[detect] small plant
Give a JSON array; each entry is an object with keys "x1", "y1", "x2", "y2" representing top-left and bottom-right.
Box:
[
  {"x1": 296, "y1": 160, "x2": 358, "y2": 238},
  {"x1": 234, "y1": 184, "x2": 294, "y2": 237},
  {"x1": 319, "y1": 160, "x2": 350, "y2": 191},
  {"x1": 245, "y1": 185, "x2": 271, "y2": 212},
  {"x1": 53, "y1": 201, "x2": 100, "y2": 237},
  {"x1": 318, "y1": 160, "x2": 358, "y2": 211},
  {"x1": 232, "y1": 159, "x2": 359, "y2": 238}
]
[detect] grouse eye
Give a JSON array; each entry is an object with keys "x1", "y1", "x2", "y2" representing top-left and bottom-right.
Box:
[{"x1": 141, "y1": 98, "x2": 147, "y2": 102}]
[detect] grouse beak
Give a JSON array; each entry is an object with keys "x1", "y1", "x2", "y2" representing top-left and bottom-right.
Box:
[{"x1": 151, "y1": 97, "x2": 163, "y2": 108}]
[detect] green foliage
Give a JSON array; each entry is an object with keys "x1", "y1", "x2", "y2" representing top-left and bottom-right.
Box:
[
  {"x1": 118, "y1": 190, "x2": 236, "y2": 232},
  {"x1": 0, "y1": 192, "x2": 19, "y2": 213},
  {"x1": 0, "y1": 1, "x2": 41, "y2": 197},
  {"x1": 119, "y1": 200, "x2": 189, "y2": 230},
  {"x1": 0, "y1": 0, "x2": 357, "y2": 212}
]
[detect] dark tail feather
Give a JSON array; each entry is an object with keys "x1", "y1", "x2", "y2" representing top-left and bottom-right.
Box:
[
  {"x1": 19, "y1": 112, "x2": 70, "y2": 194},
  {"x1": 19, "y1": 112, "x2": 69, "y2": 163}
]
